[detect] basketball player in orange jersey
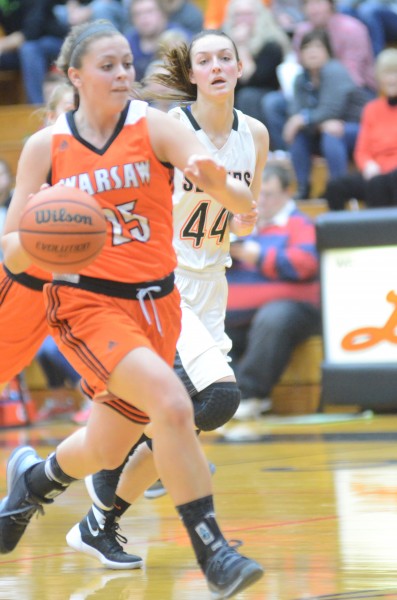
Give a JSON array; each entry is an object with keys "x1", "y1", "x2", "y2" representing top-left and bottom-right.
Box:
[
  {"x1": 0, "y1": 20, "x2": 264, "y2": 599},
  {"x1": 65, "y1": 29, "x2": 269, "y2": 572},
  {"x1": 0, "y1": 83, "x2": 75, "y2": 398}
]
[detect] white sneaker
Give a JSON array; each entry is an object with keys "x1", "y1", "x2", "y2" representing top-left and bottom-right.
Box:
[{"x1": 233, "y1": 398, "x2": 272, "y2": 421}]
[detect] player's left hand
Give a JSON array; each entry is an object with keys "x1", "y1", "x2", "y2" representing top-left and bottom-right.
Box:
[
  {"x1": 184, "y1": 155, "x2": 227, "y2": 193},
  {"x1": 231, "y1": 201, "x2": 258, "y2": 236}
]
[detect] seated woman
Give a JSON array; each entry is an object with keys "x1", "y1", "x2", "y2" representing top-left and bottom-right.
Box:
[
  {"x1": 325, "y1": 47, "x2": 397, "y2": 210},
  {"x1": 221, "y1": 0, "x2": 290, "y2": 124},
  {"x1": 283, "y1": 29, "x2": 368, "y2": 199}
]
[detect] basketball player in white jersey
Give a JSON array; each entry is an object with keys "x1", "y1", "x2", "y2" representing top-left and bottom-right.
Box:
[{"x1": 66, "y1": 30, "x2": 269, "y2": 577}]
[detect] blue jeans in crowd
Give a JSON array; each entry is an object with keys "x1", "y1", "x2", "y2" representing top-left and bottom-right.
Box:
[
  {"x1": 19, "y1": 36, "x2": 64, "y2": 104},
  {"x1": 261, "y1": 90, "x2": 288, "y2": 151},
  {"x1": 36, "y1": 336, "x2": 80, "y2": 389},
  {"x1": 290, "y1": 122, "x2": 360, "y2": 194}
]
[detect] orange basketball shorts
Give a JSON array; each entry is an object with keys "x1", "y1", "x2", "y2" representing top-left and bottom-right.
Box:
[
  {"x1": 44, "y1": 281, "x2": 181, "y2": 424},
  {"x1": 0, "y1": 264, "x2": 49, "y2": 383}
]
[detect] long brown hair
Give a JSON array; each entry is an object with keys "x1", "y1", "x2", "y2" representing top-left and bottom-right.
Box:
[{"x1": 142, "y1": 30, "x2": 240, "y2": 104}]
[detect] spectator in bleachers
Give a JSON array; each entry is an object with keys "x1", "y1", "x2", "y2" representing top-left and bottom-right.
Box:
[
  {"x1": 42, "y1": 79, "x2": 74, "y2": 124},
  {"x1": 157, "y1": 0, "x2": 203, "y2": 36},
  {"x1": 283, "y1": 29, "x2": 368, "y2": 199},
  {"x1": 337, "y1": 0, "x2": 397, "y2": 56},
  {"x1": 124, "y1": 0, "x2": 189, "y2": 81},
  {"x1": 204, "y1": 0, "x2": 304, "y2": 37},
  {"x1": 0, "y1": 158, "x2": 13, "y2": 261},
  {"x1": 19, "y1": 2, "x2": 127, "y2": 104},
  {"x1": 221, "y1": 0, "x2": 290, "y2": 125},
  {"x1": 225, "y1": 162, "x2": 321, "y2": 420},
  {"x1": 0, "y1": 1, "x2": 25, "y2": 72},
  {"x1": 272, "y1": 0, "x2": 306, "y2": 37},
  {"x1": 293, "y1": 0, "x2": 376, "y2": 91},
  {"x1": 262, "y1": 0, "x2": 377, "y2": 151},
  {"x1": 0, "y1": 0, "x2": 69, "y2": 105},
  {"x1": 54, "y1": 0, "x2": 126, "y2": 31},
  {"x1": 34, "y1": 335, "x2": 81, "y2": 422},
  {"x1": 204, "y1": 0, "x2": 268, "y2": 29},
  {"x1": 325, "y1": 48, "x2": 397, "y2": 209},
  {"x1": 41, "y1": 70, "x2": 69, "y2": 106}
]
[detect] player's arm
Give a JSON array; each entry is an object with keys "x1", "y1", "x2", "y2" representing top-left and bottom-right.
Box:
[
  {"x1": 2, "y1": 128, "x2": 52, "y2": 274},
  {"x1": 230, "y1": 117, "x2": 269, "y2": 237},
  {"x1": 147, "y1": 107, "x2": 254, "y2": 215}
]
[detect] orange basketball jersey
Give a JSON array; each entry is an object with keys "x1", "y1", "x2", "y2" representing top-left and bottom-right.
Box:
[{"x1": 51, "y1": 100, "x2": 176, "y2": 283}]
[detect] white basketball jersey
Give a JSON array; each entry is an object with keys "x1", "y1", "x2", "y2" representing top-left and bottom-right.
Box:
[{"x1": 171, "y1": 106, "x2": 256, "y2": 272}]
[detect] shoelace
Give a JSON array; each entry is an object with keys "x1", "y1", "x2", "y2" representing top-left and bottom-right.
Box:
[
  {"x1": 7, "y1": 501, "x2": 44, "y2": 524},
  {"x1": 208, "y1": 540, "x2": 244, "y2": 571},
  {"x1": 104, "y1": 521, "x2": 129, "y2": 553}
]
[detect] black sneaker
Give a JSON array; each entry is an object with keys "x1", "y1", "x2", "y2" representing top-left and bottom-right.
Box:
[
  {"x1": 144, "y1": 462, "x2": 216, "y2": 500},
  {"x1": 0, "y1": 446, "x2": 48, "y2": 554},
  {"x1": 85, "y1": 465, "x2": 124, "y2": 511},
  {"x1": 204, "y1": 541, "x2": 264, "y2": 599},
  {"x1": 66, "y1": 507, "x2": 143, "y2": 570}
]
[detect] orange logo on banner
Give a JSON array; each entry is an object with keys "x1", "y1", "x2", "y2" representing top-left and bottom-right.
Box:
[{"x1": 341, "y1": 290, "x2": 397, "y2": 351}]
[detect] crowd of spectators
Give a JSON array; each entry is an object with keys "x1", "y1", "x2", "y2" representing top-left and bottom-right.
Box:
[{"x1": 3, "y1": 0, "x2": 392, "y2": 209}]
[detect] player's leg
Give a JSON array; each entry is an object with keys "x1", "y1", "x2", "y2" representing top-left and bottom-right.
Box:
[
  {"x1": 81, "y1": 279, "x2": 234, "y2": 514},
  {"x1": 0, "y1": 402, "x2": 146, "y2": 554},
  {"x1": 35, "y1": 282, "x2": 264, "y2": 595},
  {"x1": 106, "y1": 347, "x2": 263, "y2": 597},
  {"x1": 66, "y1": 433, "x2": 150, "y2": 569},
  {"x1": 67, "y1": 347, "x2": 262, "y2": 592},
  {"x1": 83, "y1": 270, "x2": 235, "y2": 507}
]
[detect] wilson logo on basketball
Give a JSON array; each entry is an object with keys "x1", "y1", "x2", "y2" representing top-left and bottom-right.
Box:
[{"x1": 34, "y1": 209, "x2": 93, "y2": 226}]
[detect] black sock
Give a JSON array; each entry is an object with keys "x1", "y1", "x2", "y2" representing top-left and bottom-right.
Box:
[
  {"x1": 111, "y1": 495, "x2": 131, "y2": 518},
  {"x1": 98, "y1": 494, "x2": 130, "y2": 522},
  {"x1": 26, "y1": 452, "x2": 77, "y2": 502},
  {"x1": 177, "y1": 495, "x2": 226, "y2": 569},
  {"x1": 95, "y1": 496, "x2": 130, "y2": 526}
]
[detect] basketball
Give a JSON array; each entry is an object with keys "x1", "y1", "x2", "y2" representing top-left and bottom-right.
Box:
[{"x1": 19, "y1": 186, "x2": 107, "y2": 273}]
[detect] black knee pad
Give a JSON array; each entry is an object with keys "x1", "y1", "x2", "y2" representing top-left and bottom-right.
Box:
[{"x1": 192, "y1": 382, "x2": 241, "y2": 431}]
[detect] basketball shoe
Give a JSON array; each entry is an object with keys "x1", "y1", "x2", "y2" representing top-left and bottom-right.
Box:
[
  {"x1": 204, "y1": 541, "x2": 264, "y2": 599},
  {"x1": 0, "y1": 446, "x2": 49, "y2": 554},
  {"x1": 66, "y1": 506, "x2": 143, "y2": 570}
]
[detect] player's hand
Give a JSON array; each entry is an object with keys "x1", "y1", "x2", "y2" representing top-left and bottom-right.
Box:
[
  {"x1": 231, "y1": 201, "x2": 258, "y2": 236},
  {"x1": 27, "y1": 182, "x2": 51, "y2": 202},
  {"x1": 184, "y1": 155, "x2": 227, "y2": 194},
  {"x1": 234, "y1": 201, "x2": 258, "y2": 226}
]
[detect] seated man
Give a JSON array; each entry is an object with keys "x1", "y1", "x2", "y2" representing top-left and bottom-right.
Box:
[
  {"x1": 226, "y1": 161, "x2": 322, "y2": 420},
  {"x1": 0, "y1": 0, "x2": 68, "y2": 104}
]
